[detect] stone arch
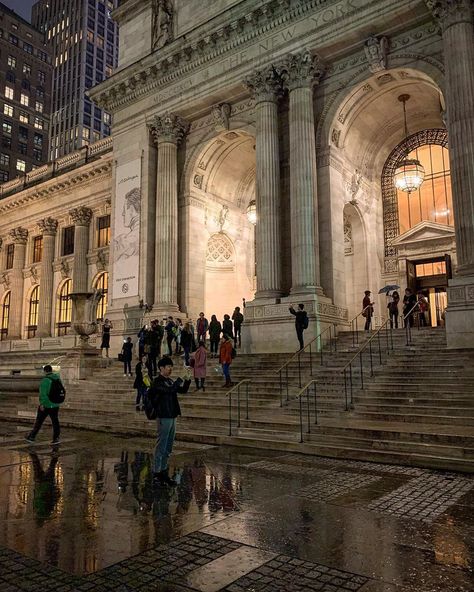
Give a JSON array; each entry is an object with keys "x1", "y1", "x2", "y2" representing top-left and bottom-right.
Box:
[
  {"x1": 1, "y1": 290, "x2": 11, "y2": 340},
  {"x1": 343, "y1": 203, "x2": 369, "y2": 322},
  {"x1": 26, "y1": 284, "x2": 40, "y2": 338}
]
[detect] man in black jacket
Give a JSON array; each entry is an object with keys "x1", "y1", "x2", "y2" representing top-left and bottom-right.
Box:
[
  {"x1": 148, "y1": 356, "x2": 190, "y2": 486},
  {"x1": 289, "y1": 303, "x2": 308, "y2": 351}
]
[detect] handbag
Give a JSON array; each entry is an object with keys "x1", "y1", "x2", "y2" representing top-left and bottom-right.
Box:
[{"x1": 118, "y1": 353, "x2": 124, "y2": 361}]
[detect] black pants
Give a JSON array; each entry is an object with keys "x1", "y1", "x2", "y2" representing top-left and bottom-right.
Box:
[
  {"x1": 296, "y1": 326, "x2": 304, "y2": 350},
  {"x1": 419, "y1": 312, "x2": 428, "y2": 327},
  {"x1": 210, "y1": 339, "x2": 219, "y2": 354},
  {"x1": 123, "y1": 358, "x2": 132, "y2": 374},
  {"x1": 148, "y1": 349, "x2": 158, "y2": 377},
  {"x1": 29, "y1": 406, "x2": 60, "y2": 440},
  {"x1": 195, "y1": 377, "x2": 205, "y2": 389},
  {"x1": 364, "y1": 315, "x2": 372, "y2": 331},
  {"x1": 167, "y1": 334, "x2": 174, "y2": 356},
  {"x1": 389, "y1": 310, "x2": 398, "y2": 329},
  {"x1": 234, "y1": 326, "x2": 241, "y2": 347}
]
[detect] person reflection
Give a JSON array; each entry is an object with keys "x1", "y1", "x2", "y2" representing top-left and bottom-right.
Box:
[
  {"x1": 208, "y1": 474, "x2": 222, "y2": 514},
  {"x1": 191, "y1": 459, "x2": 208, "y2": 512},
  {"x1": 220, "y1": 472, "x2": 237, "y2": 512},
  {"x1": 114, "y1": 450, "x2": 129, "y2": 493},
  {"x1": 176, "y1": 465, "x2": 193, "y2": 514},
  {"x1": 152, "y1": 485, "x2": 173, "y2": 545},
  {"x1": 131, "y1": 452, "x2": 153, "y2": 514},
  {"x1": 30, "y1": 452, "x2": 61, "y2": 525}
]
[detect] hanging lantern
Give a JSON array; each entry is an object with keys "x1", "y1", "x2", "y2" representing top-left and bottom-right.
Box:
[
  {"x1": 393, "y1": 94, "x2": 425, "y2": 193},
  {"x1": 246, "y1": 199, "x2": 257, "y2": 225}
]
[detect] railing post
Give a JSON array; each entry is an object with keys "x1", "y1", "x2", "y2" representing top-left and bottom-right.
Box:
[
  {"x1": 286, "y1": 365, "x2": 289, "y2": 403},
  {"x1": 298, "y1": 353, "x2": 302, "y2": 389},
  {"x1": 237, "y1": 384, "x2": 241, "y2": 428},
  {"x1": 313, "y1": 381, "x2": 317, "y2": 425},
  {"x1": 306, "y1": 388, "x2": 311, "y2": 434},
  {"x1": 320, "y1": 333, "x2": 323, "y2": 366},
  {"x1": 349, "y1": 363, "x2": 353, "y2": 408},
  {"x1": 309, "y1": 342, "x2": 313, "y2": 377},
  {"x1": 356, "y1": 316, "x2": 359, "y2": 344},
  {"x1": 369, "y1": 339, "x2": 374, "y2": 377},
  {"x1": 228, "y1": 390, "x2": 232, "y2": 436},
  {"x1": 299, "y1": 396, "x2": 304, "y2": 443},
  {"x1": 359, "y1": 350, "x2": 364, "y2": 391},
  {"x1": 344, "y1": 368, "x2": 348, "y2": 411},
  {"x1": 352, "y1": 319, "x2": 355, "y2": 348},
  {"x1": 377, "y1": 331, "x2": 382, "y2": 365},
  {"x1": 334, "y1": 324, "x2": 337, "y2": 352},
  {"x1": 246, "y1": 381, "x2": 249, "y2": 420},
  {"x1": 279, "y1": 370, "x2": 283, "y2": 407}
]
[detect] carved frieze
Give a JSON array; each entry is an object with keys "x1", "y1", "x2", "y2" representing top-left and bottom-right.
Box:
[
  {"x1": 38, "y1": 217, "x2": 58, "y2": 235},
  {"x1": 211, "y1": 103, "x2": 231, "y2": 131},
  {"x1": 364, "y1": 36, "x2": 389, "y2": 73},
  {"x1": 152, "y1": 0, "x2": 174, "y2": 51},
  {"x1": 149, "y1": 113, "x2": 189, "y2": 145},
  {"x1": 70, "y1": 206, "x2": 93, "y2": 226}
]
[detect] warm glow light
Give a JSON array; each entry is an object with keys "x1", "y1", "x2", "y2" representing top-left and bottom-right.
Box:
[
  {"x1": 394, "y1": 158, "x2": 425, "y2": 193},
  {"x1": 246, "y1": 200, "x2": 257, "y2": 225}
]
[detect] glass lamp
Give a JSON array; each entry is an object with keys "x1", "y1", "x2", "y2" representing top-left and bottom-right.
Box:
[{"x1": 393, "y1": 94, "x2": 425, "y2": 194}]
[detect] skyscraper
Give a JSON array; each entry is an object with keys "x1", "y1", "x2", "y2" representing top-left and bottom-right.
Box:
[
  {"x1": 32, "y1": 0, "x2": 119, "y2": 159},
  {"x1": 0, "y1": 2, "x2": 52, "y2": 182}
]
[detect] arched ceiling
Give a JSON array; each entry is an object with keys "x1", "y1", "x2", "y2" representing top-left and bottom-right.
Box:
[
  {"x1": 330, "y1": 68, "x2": 445, "y2": 178},
  {"x1": 191, "y1": 131, "x2": 255, "y2": 210}
]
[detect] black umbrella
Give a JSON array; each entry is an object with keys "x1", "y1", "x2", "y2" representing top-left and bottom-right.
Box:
[{"x1": 378, "y1": 284, "x2": 400, "y2": 294}]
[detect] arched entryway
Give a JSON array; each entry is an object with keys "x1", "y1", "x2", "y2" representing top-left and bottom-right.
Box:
[{"x1": 344, "y1": 204, "x2": 369, "y2": 322}]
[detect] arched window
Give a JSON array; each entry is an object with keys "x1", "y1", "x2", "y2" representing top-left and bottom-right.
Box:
[
  {"x1": 27, "y1": 285, "x2": 40, "y2": 338},
  {"x1": 94, "y1": 272, "x2": 108, "y2": 322},
  {"x1": 56, "y1": 279, "x2": 72, "y2": 336},
  {"x1": 1, "y1": 291, "x2": 10, "y2": 341}
]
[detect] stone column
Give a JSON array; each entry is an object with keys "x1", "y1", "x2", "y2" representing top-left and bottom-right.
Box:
[
  {"x1": 37, "y1": 217, "x2": 58, "y2": 337},
  {"x1": 70, "y1": 207, "x2": 93, "y2": 293},
  {"x1": 426, "y1": 0, "x2": 474, "y2": 274},
  {"x1": 280, "y1": 51, "x2": 324, "y2": 294},
  {"x1": 150, "y1": 114, "x2": 189, "y2": 311},
  {"x1": 244, "y1": 68, "x2": 282, "y2": 298},
  {"x1": 7, "y1": 227, "x2": 28, "y2": 339}
]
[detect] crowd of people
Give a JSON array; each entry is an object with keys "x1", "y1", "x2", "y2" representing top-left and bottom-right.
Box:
[{"x1": 362, "y1": 288, "x2": 431, "y2": 331}]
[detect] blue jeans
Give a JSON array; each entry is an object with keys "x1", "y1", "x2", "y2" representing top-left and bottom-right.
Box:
[
  {"x1": 154, "y1": 417, "x2": 176, "y2": 473},
  {"x1": 222, "y1": 363, "x2": 231, "y2": 382}
]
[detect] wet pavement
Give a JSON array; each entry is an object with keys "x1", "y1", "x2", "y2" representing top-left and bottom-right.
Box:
[{"x1": 0, "y1": 422, "x2": 473, "y2": 591}]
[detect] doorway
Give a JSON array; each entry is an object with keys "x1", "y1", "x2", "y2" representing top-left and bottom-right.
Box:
[{"x1": 407, "y1": 255, "x2": 451, "y2": 327}]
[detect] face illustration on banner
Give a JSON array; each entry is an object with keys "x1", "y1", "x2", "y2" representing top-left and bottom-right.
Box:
[{"x1": 114, "y1": 187, "x2": 140, "y2": 262}]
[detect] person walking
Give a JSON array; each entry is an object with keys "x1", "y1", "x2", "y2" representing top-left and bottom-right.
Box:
[
  {"x1": 133, "y1": 355, "x2": 150, "y2": 411},
  {"x1": 100, "y1": 318, "x2": 113, "y2": 357},
  {"x1": 192, "y1": 341, "x2": 207, "y2": 391},
  {"x1": 208, "y1": 315, "x2": 222, "y2": 358},
  {"x1": 219, "y1": 334, "x2": 233, "y2": 387},
  {"x1": 222, "y1": 314, "x2": 233, "y2": 340},
  {"x1": 196, "y1": 312, "x2": 209, "y2": 344},
  {"x1": 403, "y1": 288, "x2": 417, "y2": 328},
  {"x1": 417, "y1": 292, "x2": 429, "y2": 327},
  {"x1": 180, "y1": 322, "x2": 193, "y2": 367},
  {"x1": 388, "y1": 291, "x2": 400, "y2": 329},
  {"x1": 25, "y1": 364, "x2": 64, "y2": 445},
  {"x1": 289, "y1": 303, "x2": 308, "y2": 350},
  {"x1": 165, "y1": 317, "x2": 175, "y2": 356},
  {"x1": 146, "y1": 320, "x2": 163, "y2": 377},
  {"x1": 362, "y1": 291, "x2": 374, "y2": 331},
  {"x1": 148, "y1": 356, "x2": 191, "y2": 486},
  {"x1": 232, "y1": 306, "x2": 244, "y2": 348},
  {"x1": 122, "y1": 337, "x2": 134, "y2": 377}
]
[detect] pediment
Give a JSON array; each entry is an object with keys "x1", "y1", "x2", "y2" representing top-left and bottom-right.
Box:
[{"x1": 391, "y1": 221, "x2": 455, "y2": 248}]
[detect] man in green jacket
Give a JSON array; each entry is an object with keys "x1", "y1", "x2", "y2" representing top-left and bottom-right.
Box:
[{"x1": 25, "y1": 365, "x2": 61, "y2": 445}]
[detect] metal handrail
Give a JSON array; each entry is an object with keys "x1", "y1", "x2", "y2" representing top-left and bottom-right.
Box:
[
  {"x1": 295, "y1": 379, "x2": 318, "y2": 443},
  {"x1": 226, "y1": 379, "x2": 251, "y2": 436},
  {"x1": 402, "y1": 300, "x2": 421, "y2": 345},
  {"x1": 277, "y1": 322, "x2": 338, "y2": 407},
  {"x1": 349, "y1": 305, "x2": 371, "y2": 346}
]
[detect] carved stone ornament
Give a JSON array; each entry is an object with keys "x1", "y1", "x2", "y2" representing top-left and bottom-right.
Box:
[
  {"x1": 9, "y1": 227, "x2": 28, "y2": 244},
  {"x1": 364, "y1": 36, "x2": 389, "y2": 73},
  {"x1": 244, "y1": 67, "x2": 282, "y2": 103},
  {"x1": 152, "y1": 0, "x2": 174, "y2": 51},
  {"x1": 278, "y1": 50, "x2": 325, "y2": 91},
  {"x1": 149, "y1": 113, "x2": 189, "y2": 145},
  {"x1": 0, "y1": 238, "x2": 3, "y2": 251},
  {"x1": 425, "y1": 0, "x2": 473, "y2": 28},
  {"x1": 70, "y1": 206, "x2": 93, "y2": 226},
  {"x1": 96, "y1": 249, "x2": 108, "y2": 271},
  {"x1": 346, "y1": 170, "x2": 362, "y2": 203},
  {"x1": 212, "y1": 103, "x2": 232, "y2": 131},
  {"x1": 30, "y1": 266, "x2": 39, "y2": 284},
  {"x1": 1, "y1": 272, "x2": 10, "y2": 289},
  {"x1": 38, "y1": 217, "x2": 58, "y2": 235},
  {"x1": 59, "y1": 259, "x2": 70, "y2": 279}
]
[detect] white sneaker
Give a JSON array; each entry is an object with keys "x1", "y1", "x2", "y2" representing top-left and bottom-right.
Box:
[
  {"x1": 128, "y1": 374, "x2": 132, "y2": 377},
  {"x1": 123, "y1": 373, "x2": 127, "y2": 377}
]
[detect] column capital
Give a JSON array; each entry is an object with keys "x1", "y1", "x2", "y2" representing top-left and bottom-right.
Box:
[
  {"x1": 244, "y1": 67, "x2": 282, "y2": 103},
  {"x1": 278, "y1": 50, "x2": 325, "y2": 91},
  {"x1": 70, "y1": 206, "x2": 93, "y2": 226},
  {"x1": 9, "y1": 227, "x2": 28, "y2": 244},
  {"x1": 149, "y1": 113, "x2": 189, "y2": 145},
  {"x1": 38, "y1": 217, "x2": 58, "y2": 235},
  {"x1": 425, "y1": 0, "x2": 473, "y2": 29}
]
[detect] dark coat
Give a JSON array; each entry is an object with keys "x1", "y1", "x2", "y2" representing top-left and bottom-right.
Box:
[
  {"x1": 209, "y1": 320, "x2": 222, "y2": 341},
  {"x1": 122, "y1": 341, "x2": 133, "y2": 360},
  {"x1": 289, "y1": 307, "x2": 307, "y2": 329},
  {"x1": 180, "y1": 328, "x2": 193, "y2": 349},
  {"x1": 222, "y1": 319, "x2": 233, "y2": 337},
  {"x1": 232, "y1": 311, "x2": 244, "y2": 328},
  {"x1": 133, "y1": 362, "x2": 144, "y2": 389},
  {"x1": 148, "y1": 374, "x2": 191, "y2": 418}
]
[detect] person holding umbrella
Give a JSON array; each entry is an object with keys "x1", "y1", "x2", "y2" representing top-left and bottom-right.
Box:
[{"x1": 387, "y1": 290, "x2": 400, "y2": 328}]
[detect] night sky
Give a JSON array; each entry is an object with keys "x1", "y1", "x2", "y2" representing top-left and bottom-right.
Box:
[{"x1": 2, "y1": 0, "x2": 36, "y2": 23}]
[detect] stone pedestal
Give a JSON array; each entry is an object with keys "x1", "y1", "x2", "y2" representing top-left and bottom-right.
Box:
[
  {"x1": 61, "y1": 348, "x2": 101, "y2": 380},
  {"x1": 241, "y1": 296, "x2": 348, "y2": 354},
  {"x1": 445, "y1": 277, "x2": 474, "y2": 348}
]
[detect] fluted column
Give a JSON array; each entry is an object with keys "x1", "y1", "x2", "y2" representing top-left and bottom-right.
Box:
[
  {"x1": 245, "y1": 68, "x2": 282, "y2": 298},
  {"x1": 150, "y1": 114, "x2": 189, "y2": 310},
  {"x1": 8, "y1": 227, "x2": 28, "y2": 339},
  {"x1": 426, "y1": 0, "x2": 474, "y2": 274},
  {"x1": 37, "y1": 217, "x2": 58, "y2": 337},
  {"x1": 70, "y1": 207, "x2": 92, "y2": 293},
  {"x1": 280, "y1": 51, "x2": 324, "y2": 294}
]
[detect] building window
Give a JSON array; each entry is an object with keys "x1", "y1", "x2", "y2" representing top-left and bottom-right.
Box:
[
  {"x1": 38, "y1": 70, "x2": 46, "y2": 84},
  {"x1": 21, "y1": 79, "x2": 30, "y2": 90},
  {"x1": 20, "y1": 93, "x2": 29, "y2": 106},
  {"x1": 27, "y1": 285, "x2": 40, "y2": 338},
  {"x1": 36, "y1": 88, "x2": 44, "y2": 99},
  {"x1": 34, "y1": 133, "x2": 43, "y2": 147},
  {"x1": 56, "y1": 279, "x2": 72, "y2": 336},
  {"x1": 94, "y1": 272, "x2": 108, "y2": 321},
  {"x1": 19, "y1": 126, "x2": 28, "y2": 140},
  {"x1": 34, "y1": 117, "x2": 44, "y2": 130},
  {"x1": 18, "y1": 143, "x2": 27, "y2": 155},
  {"x1": 33, "y1": 148, "x2": 42, "y2": 161},
  {"x1": 3, "y1": 104, "x2": 13, "y2": 117},
  {"x1": 7, "y1": 55, "x2": 16, "y2": 68},
  {"x1": 97, "y1": 214, "x2": 110, "y2": 247},
  {"x1": 1, "y1": 291, "x2": 10, "y2": 340},
  {"x1": 6, "y1": 71, "x2": 15, "y2": 83},
  {"x1": 2, "y1": 122, "x2": 12, "y2": 136},
  {"x1": 23, "y1": 63, "x2": 32, "y2": 75},
  {"x1": 9, "y1": 34, "x2": 18, "y2": 46},
  {"x1": 6, "y1": 244, "x2": 14, "y2": 269},
  {"x1": 62, "y1": 226, "x2": 75, "y2": 255},
  {"x1": 5, "y1": 86, "x2": 14, "y2": 100},
  {"x1": 0, "y1": 171, "x2": 8, "y2": 182},
  {"x1": 19, "y1": 111, "x2": 29, "y2": 124},
  {"x1": 33, "y1": 236, "x2": 43, "y2": 263},
  {"x1": 0, "y1": 153, "x2": 10, "y2": 166},
  {"x1": 35, "y1": 101, "x2": 44, "y2": 113},
  {"x1": 23, "y1": 42, "x2": 33, "y2": 54},
  {"x1": 16, "y1": 159, "x2": 26, "y2": 172}
]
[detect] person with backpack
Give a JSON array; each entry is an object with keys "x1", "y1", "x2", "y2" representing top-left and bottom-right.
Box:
[
  {"x1": 222, "y1": 314, "x2": 233, "y2": 340},
  {"x1": 165, "y1": 317, "x2": 175, "y2": 356},
  {"x1": 25, "y1": 364, "x2": 65, "y2": 445},
  {"x1": 219, "y1": 334, "x2": 233, "y2": 387},
  {"x1": 145, "y1": 320, "x2": 163, "y2": 377},
  {"x1": 289, "y1": 303, "x2": 309, "y2": 350},
  {"x1": 232, "y1": 306, "x2": 244, "y2": 348},
  {"x1": 208, "y1": 314, "x2": 222, "y2": 358},
  {"x1": 146, "y1": 356, "x2": 191, "y2": 486}
]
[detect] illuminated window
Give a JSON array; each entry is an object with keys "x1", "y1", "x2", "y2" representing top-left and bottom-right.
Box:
[
  {"x1": 1, "y1": 291, "x2": 10, "y2": 340},
  {"x1": 97, "y1": 215, "x2": 110, "y2": 247},
  {"x1": 3, "y1": 103, "x2": 13, "y2": 116},
  {"x1": 33, "y1": 236, "x2": 43, "y2": 263},
  {"x1": 19, "y1": 111, "x2": 29, "y2": 123},
  {"x1": 397, "y1": 144, "x2": 453, "y2": 234},
  {"x1": 94, "y1": 272, "x2": 108, "y2": 321},
  {"x1": 415, "y1": 261, "x2": 447, "y2": 277},
  {"x1": 20, "y1": 93, "x2": 29, "y2": 106},
  {"x1": 35, "y1": 101, "x2": 44, "y2": 113},
  {"x1": 7, "y1": 55, "x2": 16, "y2": 68},
  {"x1": 6, "y1": 244, "x2": 14, "y2": 269},
  {"x1": 5, "y1": 86, "x2": 14, "y2": 100},
  {"x1": 2, "y1": 122, "x2": 12, "y2": 136},
  {"x1": 27, "y1": 285, "x2": 40, "y2": 338},
  {"x1": 56, "y1": 279, "x2": 72, "y2": 336},
  {"x1": 34, "y1": 117, "x2": 44, "y2": 130},
  {"x1": 16, "y1": 159, "x2": 26, "y2": 172},
  {"x1": 23, "y1": 63, "x2": 32, "y2": 75}
]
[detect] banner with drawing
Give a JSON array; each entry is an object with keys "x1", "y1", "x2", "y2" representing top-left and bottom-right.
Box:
[{"x1": 112, "y1": 159, "x2": 141, "y2": 300}]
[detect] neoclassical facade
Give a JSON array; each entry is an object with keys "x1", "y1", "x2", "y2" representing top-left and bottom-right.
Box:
[{"x1": 1, "y1": 0, "x2": 474, "y2": 353}]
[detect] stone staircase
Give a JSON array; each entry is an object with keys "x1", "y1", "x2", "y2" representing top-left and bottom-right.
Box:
[{"x1": 2, "y1": 326, "x2": 474, "y2": 471}]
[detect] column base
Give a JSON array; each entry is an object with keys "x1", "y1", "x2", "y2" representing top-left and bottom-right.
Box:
[
  {"x1": 255, "y1": 290, "x2": 283, "y2": 299},
  {"x1": 241, "y1": 294, "x2": 348, "y2": 354},
  {"x1": 290, "y1": 285, "x2": 325, "y2": 297},
  {"x1": 446, "y1": 275, "x2": 474, "y2": 349}
]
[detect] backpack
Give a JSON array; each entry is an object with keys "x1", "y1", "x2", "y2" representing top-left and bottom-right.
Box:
[
  {"x1": 231, "y1": 347, "x2": 237, "y2": 359},
  {"x1": 47, "y1": 377, "x2": 66, "y2": 404},
  {"x1": 143, "y1": 388, "x2": 158, "y2": 420},
  {"x1": 303, "y1": 314, "x2": 309, "y2": 330}
]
